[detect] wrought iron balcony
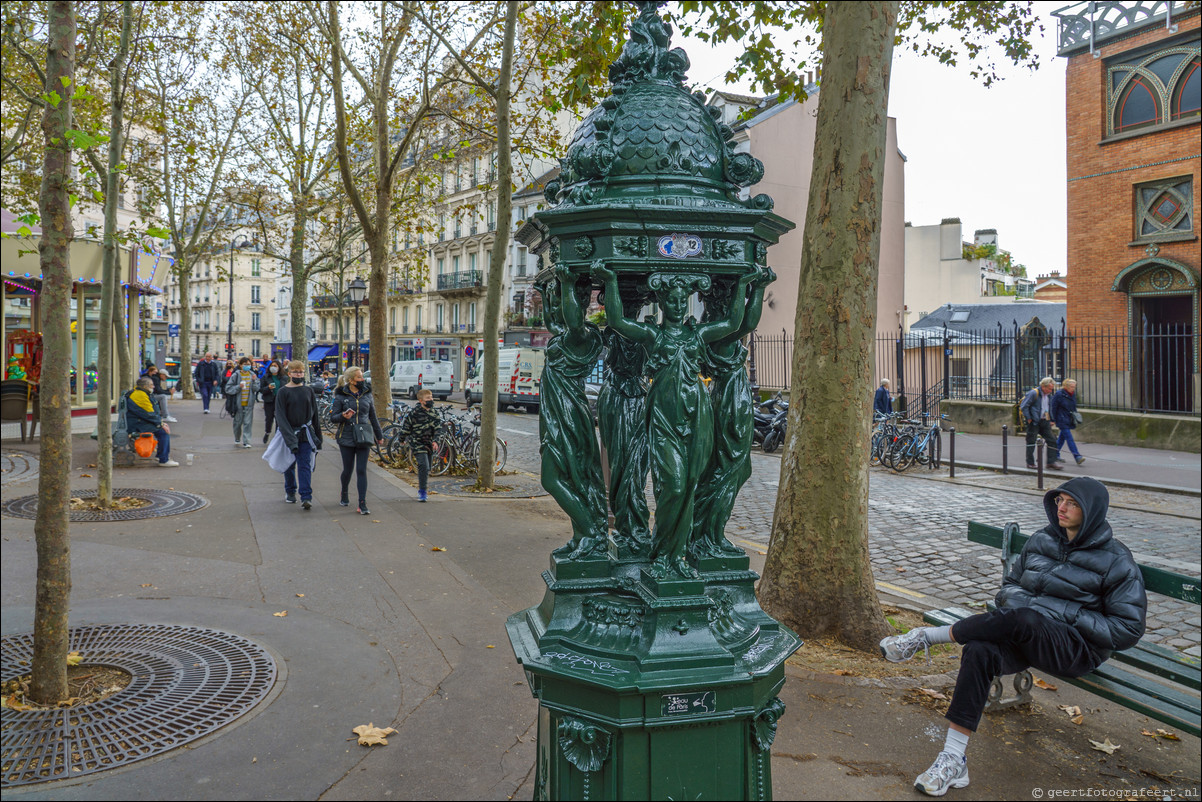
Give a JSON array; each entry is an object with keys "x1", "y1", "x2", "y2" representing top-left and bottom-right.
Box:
[
  {"x1": 1052, "y1": 1, "x2": 1191, "y2": 55},
  {"x1": 436, "y1": 270, "x2": 483, "y2": 291}
]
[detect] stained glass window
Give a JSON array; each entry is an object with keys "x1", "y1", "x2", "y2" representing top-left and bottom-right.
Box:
[{"x1": 1108, "y1": 43, "x2": 1201, "y2": 136}]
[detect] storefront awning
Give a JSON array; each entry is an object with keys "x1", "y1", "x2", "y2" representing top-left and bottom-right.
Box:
[{"x1": 307, "y1": 345, "x2": 336, "y2": 361}]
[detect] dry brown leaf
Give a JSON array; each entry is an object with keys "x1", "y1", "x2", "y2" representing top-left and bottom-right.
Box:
[
  {"x1": 80, "y1": 473, "x2": 92, "y2": 478},
  {"x1": 273, "y1": 611, "x2": 287, "y2": 617},
  {"x1": 1032, "y1": 677, "x2": 1057, "y2": 690},
  {"x1": 88, "y1": 463, "x2": 97, "y2": 468},
  {"x1": 296, "y1": 593, "x2": 305, "y2": 598},
  {"x1": 485, "y1": 645, "x2": 495, "y2": 649},
  {"x1": 1058, "y1": 705, "x2": 1081, "y2": 718},
  {"x1": 140, "y1": 583, "x2": 152, "y2": 588},
  {"x1": 4, "y1": 695, "x2": 32, "y2": 711},
  {"x1": 65, "y1": 651, "x2": 83, "y2": 666},
  {"x1": 1088, "y1": 737, "x2": 1120, "y2": 754},
  {"x1": 896, "y1": 567, "x2": 906, "y2": 572},
  {"x1": 373, "y1": 520, "x2": 381, "y2": 523},
  {"x1": 353, "y1": 723, "x2": 396, "y2": 746},
  {"x1": 431, "y1": 546, "x2": 446, "y2": 552},
  {"x1": 1070, "y1": 715, "x2": 1084, "y2": 725},
  {"x1": 917, "y1": 688, "x2": 949, "y2": 701},
  {"x1": 833, "y1": 669, "x2": 856, "y2": 676},
  {"x1": 1155, "y1": 729, "x2": 1180, "y2": 741}
]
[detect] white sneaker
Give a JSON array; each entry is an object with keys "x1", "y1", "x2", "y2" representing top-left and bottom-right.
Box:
[
  {"x1": 915, "y1": 751, "x2": 969, "y2": 796},
  {"x1": 879, "y1": 628, "x2": 932, "y2": 663},
  {"x1": 204, "y1": 410, "x2": 210, "y2": 414},
  {"x1": 243, "y1": 443, "x2": 251, "y2": 448},
  {"x1": 165, "y1": 416, "x2": 178, "y2": 422},
  {"x1": 158, "y1": 459, "x2": 180, "y2": 467}
]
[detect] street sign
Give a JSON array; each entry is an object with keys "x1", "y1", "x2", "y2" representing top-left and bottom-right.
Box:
[
  {"x1": 168, "y1": 324, "x2": 180, "y2": 337},
  {"x1": 464, "y1": 345, "x2": 475, "y2": 357}
]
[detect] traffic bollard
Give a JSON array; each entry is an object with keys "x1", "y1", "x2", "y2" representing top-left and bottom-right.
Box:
[
  {"x1": 949, "y1": 427, "x2": 956, "y2": 478},
  {"x1": 1036, "y1": 440, "x2": 1045, "y2": 490},
  {"x1": 1001, "y1": 424, "x2": 1008, "y2": 474}
]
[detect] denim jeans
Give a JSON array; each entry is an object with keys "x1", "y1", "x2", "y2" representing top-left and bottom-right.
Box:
[
  {"x1": 1056, "y1": 428, "x2": 1081, "y2": 458},
  {"x1": 284, "y1": 439, "x2": 314, "y2": 500}
]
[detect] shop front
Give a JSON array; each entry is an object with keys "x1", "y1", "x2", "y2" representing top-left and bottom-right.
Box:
[{"x1": 1, "y1": 236, "x2": 161, "y2": 415}]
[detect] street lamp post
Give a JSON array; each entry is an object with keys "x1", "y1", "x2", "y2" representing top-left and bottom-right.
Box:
[
  {"x1": 228, "y1": 238, "x2": 252, "y2": 359},
  {"x1": 347, "y1": 276, "x2": 366, "y2": 368}
]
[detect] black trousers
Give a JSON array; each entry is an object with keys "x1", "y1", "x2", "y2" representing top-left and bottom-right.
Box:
[
  {"x1": 263, "y1": 400, "x2": 276, "y2": 434},
  {"x1": 415, "y1": 450, "x2": 430, "y2": 492},
  {"x1": 1025, "y1": 419, "x2": 1060, "y2": 465},
  {"x1": 947, "y1": 607, "x2": 1099, "y2": 731},
  {"x1": 339, "y1": 444, "x2": 370, "y2": 505}
]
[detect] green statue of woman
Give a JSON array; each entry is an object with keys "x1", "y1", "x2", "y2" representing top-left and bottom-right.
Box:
[
  {"x1": 540, "y1": 267, "x2": 608, "y2": 560},
  {"x1": 691, "y1": 267, "x2": 775, "y2": 559},
  {"x1": 598, "y1": 292, "x2": 651, "y2": 555},
  {"x1": 594, "y1": 261, "x2": 759, "y2": 579}
]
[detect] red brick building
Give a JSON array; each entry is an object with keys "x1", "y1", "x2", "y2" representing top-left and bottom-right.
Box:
[{"x1": 1057, "y1": 1, "x2": 1200, "y2": 412}]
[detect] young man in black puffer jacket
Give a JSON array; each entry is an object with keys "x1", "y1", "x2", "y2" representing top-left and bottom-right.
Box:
[{"x1": 880, "y1": 476, "x2": 1146, "y2": 797}]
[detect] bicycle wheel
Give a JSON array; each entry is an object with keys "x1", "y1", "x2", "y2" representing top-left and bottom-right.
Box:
[
  {"x1": 492, "y1": 437, "x2": 507, "y2": 472},
  {"x1": 429, "y1": 436, "x2": 452, "y2": 475},
  {"x1": 929, "y1": 428, "x2": 942, "y2": 468},
  {"x1": 891, "y1": 434, "x2": 917, "y2": 472},
  {"x1": 869, "y1": 431, "x2": 885, "y2": 466}
]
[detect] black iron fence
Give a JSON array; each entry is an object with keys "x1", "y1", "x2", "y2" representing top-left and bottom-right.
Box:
[{"x1": 749, "y1": 322, "x2": 1198, "y2": 417}]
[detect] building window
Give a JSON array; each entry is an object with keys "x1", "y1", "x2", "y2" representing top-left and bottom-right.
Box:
[
  {"x1": 436, "y1": 303, "x2": 444, "y2": 331},
  {"x1": 437, "y1": 258, "x2": 445, "y2": 275},
  {"x1": 469, "y1": 252, "x2": 477, "y2": 273},
  {"x1": 1135, "y1": 177, "x2": 1193, "y2": 240},
  {"x1": 251, "y1": 285, "x2": 260, "y2": 304},
  {"x1": 453, "y1": 255, "x2": 460, "y2": 273},
  {"x1": 416, "y1": 306, "x2": 423, "y2": 331},
  {"x1": 390, "y1": 307, "x2": 396, "y2": 333},
  {"x1": 251, "y1": 258, "x2": 261, "y2": 276},
  {"x1": 252, "y1": 338, "x2": 261, "y2": 355},
  {"x1": 321, "y1": 318, "x2": 328, "y2": 339},
  {"x1": 468, "y1": 302, "x2": 476, "y2": 331},
  {"x1": 1108, "y1": 43, "x2": 1201, "y2": 136},
  {"x1": 403, "y1": 306, "x2": 410, "y2": 329},
  {"x1": 251, "y1": 312, "x2": 261, "y2": 331},
  {"x1": 451, "y1": 302, "x2": 460, "y2": 330}
]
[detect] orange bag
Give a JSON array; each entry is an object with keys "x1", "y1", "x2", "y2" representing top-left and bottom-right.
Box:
[{"x1": 133, "y1": 433, "x2": 157, "y2": 458}]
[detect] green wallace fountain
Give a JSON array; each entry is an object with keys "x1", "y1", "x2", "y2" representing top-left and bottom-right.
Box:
[{"x1": 508, "y1": 2, "x2": 800, "y2": 798}]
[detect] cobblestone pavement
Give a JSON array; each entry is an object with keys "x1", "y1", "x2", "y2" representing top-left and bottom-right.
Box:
[
  {"x1": 0, "y1": 450, "x2": 39, "y2": 487},
  {"x1": 491, "y1": 407, "x2": 1201, "y2": 655}
]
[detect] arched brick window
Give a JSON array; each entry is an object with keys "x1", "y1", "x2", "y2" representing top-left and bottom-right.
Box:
[{"x1": 1109, "y1": 44, "x2": 1201, "y2": 136}]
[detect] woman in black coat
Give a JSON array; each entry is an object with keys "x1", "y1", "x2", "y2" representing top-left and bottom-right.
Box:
[{"x1": 330, "y1": 366, "x2": 384, "y2": 515}]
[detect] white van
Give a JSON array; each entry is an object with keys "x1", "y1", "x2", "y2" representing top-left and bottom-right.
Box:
[
  {"x1": 465, "y1": 348, "x2": 545, "y2": 410},
  {"x1": 388, "y1": 360, "x2": 454, "y2": 400}
]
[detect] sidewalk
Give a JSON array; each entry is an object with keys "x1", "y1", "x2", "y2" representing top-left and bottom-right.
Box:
[
  {"x1": 1, "y1": 399, "x2": 1198, "y2": 800},
  {"x1": 942, "y1": 429, "x2": 1201, "y2": 495}
]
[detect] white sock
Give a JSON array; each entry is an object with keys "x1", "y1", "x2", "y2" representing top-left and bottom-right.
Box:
[
  {"x1": 924, "y1": 625, "x2": 954, "y2": 645},
  {"x1": 943, "y1": 727, "x2": 970, "y2": 760}
]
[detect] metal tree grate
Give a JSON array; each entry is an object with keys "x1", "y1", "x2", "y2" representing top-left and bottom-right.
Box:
[
  {"x1": 1, "y1": 624, "x2": 277, "y2": 787},
  {"x1": 2, "y1": 488, "x2": 209, "y2": 521}
]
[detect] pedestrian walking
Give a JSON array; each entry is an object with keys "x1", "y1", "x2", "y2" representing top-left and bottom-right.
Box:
[
  {"x1": 226, "y1": 356, "x2": 260, "y2": 448},
  {"x1": 880, "y1": 477, "x2": 1145, "y2": 796},
  {"x1": 1051, "y1": 378, "x2": 1085, "y2": 465},
  {"x1": 331, "y1": 366, "x2": 384, "y2": 515},
  {"x1": 260, "y1": 359, "x2": 284, "y2": 444},
  {"x1": 194, "y1": 353, "x2": 222, "y2": 413},
  {"x1": 276, "y1": 360, "x2": 323, "y2": 509},
  {"x1": 1020, "y1": 377, "x2": 1063, "y2": 470},
  {"x1": 873, "y1": 378, "x2": 892, "y2": 418},
  {"x1": 399, "y1": 387, "x2": 441, "y2": 502}
]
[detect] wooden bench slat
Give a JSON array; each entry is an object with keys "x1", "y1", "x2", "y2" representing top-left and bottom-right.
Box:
[
  {"x1": 1058, "y1": 672, "x2": 1201, "y2": 738},
  {"x1": 1111, "y1": 645, "x2": 1202, "y2": 691},
  {"x1": 1086, "y1": 663, "x2": 1201, "y2": 716}
]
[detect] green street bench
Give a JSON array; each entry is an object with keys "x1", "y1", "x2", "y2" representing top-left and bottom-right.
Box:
[{"x1": 923, "y1": 520, "x2": 1201, "y2": 738}]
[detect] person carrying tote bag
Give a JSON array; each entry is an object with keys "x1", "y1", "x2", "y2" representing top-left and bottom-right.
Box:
[{"x1": 331, "y1": 366, "x2": 384, "y2": 516}]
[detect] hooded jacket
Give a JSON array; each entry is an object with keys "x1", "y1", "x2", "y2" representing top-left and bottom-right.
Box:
[{"x1": 995, "y1": 476, "x2": 1146, "y2": 661}]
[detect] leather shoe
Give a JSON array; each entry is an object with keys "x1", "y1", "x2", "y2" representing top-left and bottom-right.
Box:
[{"x1": 1048, "y1": 461, "x2": 1065, "y2": 470}]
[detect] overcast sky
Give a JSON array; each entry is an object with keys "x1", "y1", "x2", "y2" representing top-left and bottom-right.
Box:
[{"x1": 680, "y1": 2, "x2": 1069, "y2": 278}]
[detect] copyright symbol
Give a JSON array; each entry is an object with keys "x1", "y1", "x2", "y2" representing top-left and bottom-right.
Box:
[{"x1": 1033, "y1": 789, "x2": 1044, "y2": 799}]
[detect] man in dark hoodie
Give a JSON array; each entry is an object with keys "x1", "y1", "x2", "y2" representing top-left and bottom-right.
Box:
[{"x1": 879, "y1": 476, "x2": 1146, "y2": 797}]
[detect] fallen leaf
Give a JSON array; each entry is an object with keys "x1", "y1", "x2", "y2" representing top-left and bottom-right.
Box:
[
  {"x1": 66, "y1": 651, "x2": 83, "y2": 666},
  {"x1": 1155, "y1": 729, "x2": 1180, "y2": 741},
  {"x1": 80, "y1": 473, "x2": 92, "y2": 478},
  {"x1": 88, "y1": 463, "x2": 97, "y2": 468},
  {"x1": 176, "y1": 529, "x2": 181, "y2": 533},
  {"x1": 917, "y1": 688, "x2": 949, "y2": 701},
  {"x1": 1058, "y1": 705, "x2": 1081, "y2": 717},
  {"x1": 432, "y1": 546, "x2": 446, "y2": 552},
  {"x1": 252, "y1": 757, "x2": 257, "y2": 763},
  {"x1": 353, "y1": 723, "x2": 396, "y2": 746},
  {"x1": 4, "y1": 695, "x2": 31, "y2": 711},
  {"x1": 1071, "y1": 715, "x2": 1084, "y2": 725},
  {"x1": 373, "y1": 520, "x2": 380, "y2": 523},
  {"x1": 140, "y1": 583, "x2": 152, "y2": 588},
  {"x1": 273, "y1": 611, "x2": 288, "y2": 617},
  {"x1": 485, "y1": 644, "x2": 495, "y2": 649},
  {"x1": 832, "y1": 669, "x2": 856, "y2": 676},
  {"x1": 1089, "y1": 737, "x2": 1120, "y2": 754},
  {"x1": 295, "y1": 593, "x2": 305, "y2": 598},
  {"x1": 1033, "y1": 677, "x2": 1057, "y2": 690},
  {"x1": 895, "y1": 567, "x2": 906, "y2": 572}
]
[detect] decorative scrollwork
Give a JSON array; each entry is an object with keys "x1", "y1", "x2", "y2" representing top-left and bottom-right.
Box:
[
  {"x1": 614, "y1": 236, "x2": 647, "y2": 257},
  {"x1": 725, "y1": 152, "x2": 765, "y2": 188},
  {"x1": 575, "y1": 236, "x2": 595, "y2": 259},
  {"x1": 751, "y1": 697, "x2": 786, "y2": 752},
  {"x1": 711, "y1": 239, "x2": 742, "y2": 260},
  {"x1": 557, "y1": 716, "x2": 612, "y2": 773},
  {"x1": 581, "y1": 596, "x2": 645, "y2": 629}
]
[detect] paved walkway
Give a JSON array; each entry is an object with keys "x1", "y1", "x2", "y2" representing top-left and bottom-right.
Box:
[{"x1": 1, "y1": 400, "x2": 1198, "y2": 799}]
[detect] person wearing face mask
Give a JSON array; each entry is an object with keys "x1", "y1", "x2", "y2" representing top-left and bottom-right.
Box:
[
  {"x1": 226, "y1": 356, "x2": 260, "y2": 448},
  {"x1": 399, "y1": 388, "x2": 441, "y2": 502},
  {"x1": 276, "y1": 360, "x2": 323, "y2": 508},
  {"x1": 260, "y1": 360, "x2": 285, "y2": 443},
  {"x1": 193, "y1": 353, "x2": 221, "y2": 413},
  {"x1": 331, "y1": 366, "x2": 384, "y2": 514}
]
